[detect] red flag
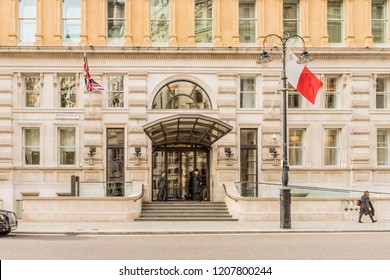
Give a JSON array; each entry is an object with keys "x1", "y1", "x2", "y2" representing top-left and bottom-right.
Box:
[
  {"x1": 286, "y1": 51, "x2": 323, "y2": 104},
  {"x1": 83, "y1": 52, "x2": 104, "y2": 91}
]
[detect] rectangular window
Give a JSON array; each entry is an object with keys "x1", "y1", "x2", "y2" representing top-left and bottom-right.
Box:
[
  {"x1": 323, "y1": 76, "x2": 339, "y2": 109},
  {"x1": 327, "y1": 0, "x2": 343, "y2": 43},
  {"x1": 107, "y1": 128, "x2": 125, "y2": 196},
  {"x1": 108, "y1": 76, "x2": 124, "y2": 108},
  {"x1": 324, "y1": 128, "x2": 340, "y2": 166},
  {"x1": 19, "y1": 0, "x2": 36, "y2": 43},
  {"x1": 59, "y1": 128, "x2": 76, "y2": 165},
  {"x1": 151, "y1": 0, "x2": 169, "y2": 43},
  {"x1": 377, "y1": 129, "x2": 389, "y2": 165},
  {"x1": 107, "y1": 0, "x2": 126, "y2": 41},
  {"x1": 376, "y1": 77, "x2": 390, "y2": 109},
  {"x1": 239, "y1": 1, "x2": 256, "y2": 43},
  {"x1": 240, "y1": 129, "x2": 257, "y2": 183},
  {"x1": 288, "y1": 84, "x2": 302, "y2": 108},
  {"x1": 283, "y1": 0, "x2": 300, "y2": 36},
  {"x1": 24, "y1": 128, "x2": 40, "y2": 165},
  {"x1": 59, "y1": 75, "x2": 76, "y2": 108},
  {"x1": 195, "y1": 0, "x2": 213, "y2": 43},
  {"x1": 63, "y1": 0, "x2": 81, "y2": 43},
  {"x1": 372, "y1": 0, "x2": 387, "y2": 44},
  {"x1": 240, "y1": 76, "x2": 256, "y2": 108},
  {"x1": 289, "y1": 129, "x2": 304, "y2": 166},
  {"x1": 23, "y1": 75, "x2": 41, "y2": 108}
]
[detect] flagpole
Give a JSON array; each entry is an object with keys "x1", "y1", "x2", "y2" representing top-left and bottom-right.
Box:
[
  {"x1": 257, "y1": 34, "x2": 313, "y2": 229},
  {"x1": 82, "y1": 44, "x2": 93, "y2": 113}
]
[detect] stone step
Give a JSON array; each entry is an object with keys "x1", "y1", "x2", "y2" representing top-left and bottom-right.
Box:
[
  {"x1": 135, "y1": 217, "x2": 239, "y2": 221},
  {"x1": 139, "y1": 213, "x2": 232, "y2": 217},
  {"x1": 140, "y1": 210, "x2": 230, "y2": 214}
]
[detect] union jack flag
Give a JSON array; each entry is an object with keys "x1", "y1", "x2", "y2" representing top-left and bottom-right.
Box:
[{"x1": 83, "y1": 52, "x2": 104, "y2": 91}]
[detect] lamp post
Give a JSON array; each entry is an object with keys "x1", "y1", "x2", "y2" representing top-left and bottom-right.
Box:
[{"x1": 257, "y1": 34, "x2": 312, "y2": 229}]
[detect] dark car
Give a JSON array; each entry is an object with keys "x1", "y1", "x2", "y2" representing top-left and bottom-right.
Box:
[{"x1": 0, "y1": 209, "x2": 18, "y2": 235}]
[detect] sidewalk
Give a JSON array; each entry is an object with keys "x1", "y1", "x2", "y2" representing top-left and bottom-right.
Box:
[{"x1": 14, "y1": 220, "x2": 390, "y2": 235}]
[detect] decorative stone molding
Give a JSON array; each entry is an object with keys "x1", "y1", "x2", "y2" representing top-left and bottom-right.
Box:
[
  {"x1": 217, "y1": 73, "x2": 237, "y2": 79},
  {"x1": 128, "y1": 113, "x2": 147, "y2": 120},
  {"x1": 0, "y1": 152, "x2": 13, "y2": 160},
  {"x1": 351, "y1": 100, "x2": 369, "y2": 108},
  {"x1": 352, "y1": 127, "x2": 369, "y2": 134},
  {"x1": 262, "y1": 87, "x2": 279, "y2": 94},
  {"x1": 218, "y1": 86, "x2": 236, "y2": 94},
  {"x1": 262, "y1": 127, "x2": 280, "y2": 134},
  {"x1": 263, "y1": 140, "x2": 280, "y2": 147},
  {"x1": 351, "y1": 114, "x2": 369, "y2": 121},
  {"x1": 84, "y1": 99, "x2": 102, "y2": 107},
  {"x1": 263, "y1": 100, "x2": 280, "y2": 108},
  {"x1": 354, "y1": 172, "x2": 370, "y2": 182},
  {"x1": 128, "y1": 86, "x2": 147, "y2": 93},
  {"x1": 128, "y1": 73, "x2": 148, "y2": 79},
  {"x1": 0, "y1": 89, "x2": 12, "y2": 94},
  {"x1": 217, "y1": 141, "x2": 237, "y2": 147},
  {"x1": 84, "y1": 172, "x2": 100, "y2": 181},
  {"x1": 0, "y1": 139, "x2": 12, "y2": 146},
  {"x1": 351, "y1": 87, "x2": 369, "y2": 94},
  {"x1": 217, "y1": 99, "x2": 236, "y2": 107},
  {"x1": 351, "y1": 140, "x2": 370, "y2": 147},
  {"x1": 0, "y1": 126, "x2": 13, "y2": 133},
  {"x1": 0, "y1": 98, "x2": 12, "y2": 106},
  {"x1": 351, "y1": 153, "x2": 370, "y2": 161},
  {"x1": 128, "y1": 99, "x2": 147, "y2": 107},
  {"x1": 128, "y1": 126, "x2": 144, "y2": 133},
  {"x1": 130, "y1": 173, "x2": 146, "y2": 181},
  {"x1": 84, "y1": 141, "x2": 102, "y2": 147},
  {"x1": 84, "y1": 126, "x2": 103, "y2": 134},
  {"x1": 0, "y1": 113, "x2": 13, "y2": 120},
  {"x1": 263, "y1": 113, "x2": 281, "y2": 120},
  {"x1": 128, "y1": 139, "x2": 147, "y2": 147},
  {"x1": 84, "y1": 111, "x2": 102, "y2": 120},
  {"x1": 0, "y1": 173, "x2": 9, "y2": 181},
  {"x1": 218, "y1": 113, "x2": 236, "y2": 120}
]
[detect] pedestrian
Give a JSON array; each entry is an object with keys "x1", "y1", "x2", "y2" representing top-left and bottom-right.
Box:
[
  {"x1": 157, "y1": 172, "x2": 166, "y2": 201},
  {"x1": 358, "y1": 190, "x2": 377, "y2": 223},
  {"x1": 193, "y1": 168, "x2": 203, "y2": 202}
]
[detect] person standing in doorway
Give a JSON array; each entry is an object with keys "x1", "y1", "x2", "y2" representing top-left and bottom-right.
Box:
[
  {"x1": 359, "y1": 191, "x2": 377, "y2": 223},
  {"x1": 193, "y1": 168, "x2": 203, "y2": 202},
  {"x1": 157, "y1": 172, "x2": 166, "y2": 202}
]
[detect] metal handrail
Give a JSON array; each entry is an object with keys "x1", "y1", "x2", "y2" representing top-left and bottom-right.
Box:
[
  {"x1": 133, "y1": 184, "x2": 144, "y2": 203},
  {"x1": 222, "y1": 184, "x2": 238, "y2": 202}
]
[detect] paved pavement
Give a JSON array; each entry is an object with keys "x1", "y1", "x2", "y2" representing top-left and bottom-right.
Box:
[{"x1": 13, "y1": 219, "x2": 390, "y2": 235}]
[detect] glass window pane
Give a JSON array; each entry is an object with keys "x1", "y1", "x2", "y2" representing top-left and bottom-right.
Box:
[
  {"x1": 59, "y1": 76, "x2": 76, "y2": 108},
  {"x1": 19, "y1": 20, "x2": 37, "y2": 42},
  {"x1": 240, "y1": 77, "x2": 256, "y2": 108},
  {"x1": 107, "y1": 128, "x2": 124, "y2": 145},
  {"x1": 108, "y1": 76, "x2": 124, "y2": 108},
  {"x1": 377, "y1": 129, "x2": 389, "y2": 165},
  {"x1": 59, "y1": 128, "x2": 76, "y2": 165},
  {"x1": 151, "y1": 0, "x2": 169, "y2": 43},
  {"x1": 19, "y1": 0, "x2": 36, "y2": 18},
  {"x1": 63, "y1": 0, "x2": 80, "y2": 42},
  {"x1": 63, "y1": 0, "x2": 81, "y2": 18},
  {"x1": 324, "y1": 129, "x2": 339, "y2": 166},
  {"x1": 241, "y1": 129, "x2": 257, "y2": 145},
  {"x1": 24, "y1": 75, "x2": 40, "y2": 107},
  {"x1": 195, "y1": 0, "x2": 212, "y2": 43},
  {"x1": 24, "y1": 128, "x2": 40, "y2": 165},
  {"x1": 289, "y1": 129, "x2": 303, "y2": 166}
]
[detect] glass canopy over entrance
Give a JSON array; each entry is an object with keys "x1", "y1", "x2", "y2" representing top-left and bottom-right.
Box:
[
  {"x1": 143, "y1": 114, "x2": 233, "y2": 201},
  {"x1": 142, "y1": 114, "x2": 233, "y2": 147}
]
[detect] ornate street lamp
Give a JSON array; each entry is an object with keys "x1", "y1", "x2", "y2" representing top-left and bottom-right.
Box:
[{"x1": 257, "y1": 34, "x2": 312, "y2": 229}]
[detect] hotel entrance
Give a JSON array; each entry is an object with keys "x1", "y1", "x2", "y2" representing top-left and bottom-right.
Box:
[{"x1": 152, "y1": 148, "x2": 209, "y2": 201}]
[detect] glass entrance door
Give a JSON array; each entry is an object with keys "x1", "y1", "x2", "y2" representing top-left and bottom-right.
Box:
[{"x1": 152, "y1": 148, "x2": 209, "y2": 201}]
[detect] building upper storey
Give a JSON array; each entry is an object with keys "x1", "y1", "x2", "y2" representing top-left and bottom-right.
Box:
[{"x1": 0, "y1": 0, "x2": 389, "y2": 48}]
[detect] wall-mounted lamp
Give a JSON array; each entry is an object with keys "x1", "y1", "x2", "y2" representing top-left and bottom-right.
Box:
[
  {"x1": 134, "y1": 147, "x2": 141, "y2": 165},
  {"x1": 269, "y1": 134, "x2": 278, "y2": 166},
  {"x1": 224, "y1": 147, "x2": 234, "y2": 165},
  {"x1": 88, "y1": 146, "x2": 96, "y2": 165}
]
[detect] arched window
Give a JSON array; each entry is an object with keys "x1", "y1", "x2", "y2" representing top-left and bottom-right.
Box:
[{"x1": 152, "y1": 80, "x2": 212, "y2": 109}]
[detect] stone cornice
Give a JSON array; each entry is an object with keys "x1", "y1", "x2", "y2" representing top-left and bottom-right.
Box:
[{"x1": 1, "y1": 46, "x2": 390, "y2": 60}]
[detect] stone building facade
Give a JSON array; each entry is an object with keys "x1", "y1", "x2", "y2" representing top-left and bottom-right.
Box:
[{"x1": 0, "y1": 0, "x2": 390, "y2": 212}]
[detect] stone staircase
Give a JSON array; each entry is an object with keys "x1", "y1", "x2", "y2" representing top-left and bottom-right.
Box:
[{"x1": 135, "y1": 201, "x2": 238, "y2": 221}]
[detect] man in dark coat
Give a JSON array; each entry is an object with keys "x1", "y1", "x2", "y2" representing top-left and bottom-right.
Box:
[
  {"x1": 359, "y1": 191, "x2": 377, "y2": 223},
  {"x1": 193, "y1": 168, "x2": 203, "y2": 202},
  {"x1": 157, "y1": 172, "x2": 166, "y2": 201}
]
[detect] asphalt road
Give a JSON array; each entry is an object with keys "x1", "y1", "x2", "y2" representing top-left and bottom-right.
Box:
[{"x1": 1, "y1": 232, "x2": 390, "y2": 260}]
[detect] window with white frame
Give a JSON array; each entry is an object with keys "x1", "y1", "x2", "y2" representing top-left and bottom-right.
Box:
[
  {"x1": 327, "y1": 0, "x2": 343, "y2": 43},
  {"x1": 24, "y1": 128, "x2": 40, "y2": 165},
  {"x1": 283, "y1": 0, "x2": 300, "y2": 36},
  {"x1": 19, "y1": 0, "x2": 36, "y2": 43},
  {"x1": 324, "y1": 128, "x2": 340, "y2": 166},
  {"x1": 287, "y1": 83, "x2": 302, "y2": 108},
  {"x1": 107, "y1": 0, "x2": 126, "y2": 41},
  {"x1": 372, "y1": 0, "x2": 387, "y2": 44},
  {"x1": 59, "y1": 75, "x2": 76, "y2": 108},
  {"x1": 240, "y1": 129, "x2": 258, "y2": 188},
  {"x1": 289, "y1": 128, "x2": 304, "y2": 166},
  {"x1": 323, "y1": 76, "x2": 339, "y2": 109},
  {"x1": 23, "y1": 74, "x2": 41, "y2": 108},
  {"x1": 195, "y1": 0, "x2": 213, "y2": 43},
  {"x1": 108, "y1": 75, "x2": 124, "y2": 108},
  {"x1": 377, "y1": 129, "x2": 390, "y2": 165},
  {"x1": 151, "y1": 0, "x2": 169, "y2": 43},
  {"x1": 59, "y1": 128, "x2": 76, "y2": 165},
  {"x1": 376, "y1": 77, "x2": 390, "y2": 109},
  {"x1": 240, "y1": 76, "x2": 256, "y2": 108},
  {"x1": 63, "y1": 0, "x2": 81, "y2": 43},
  {"x1": 239, "y1": 0, "x2": 256, "y2": 43}
]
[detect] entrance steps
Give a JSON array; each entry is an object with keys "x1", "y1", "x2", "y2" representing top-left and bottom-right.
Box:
[{"x1": 135, "y1": 201, "x2": 238, "y2": 221}]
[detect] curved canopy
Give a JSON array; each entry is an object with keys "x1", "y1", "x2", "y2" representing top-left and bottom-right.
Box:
[{"x1": 143, "y1": 114, "x2": 233, "y2": 147}]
